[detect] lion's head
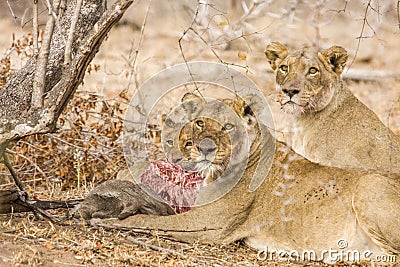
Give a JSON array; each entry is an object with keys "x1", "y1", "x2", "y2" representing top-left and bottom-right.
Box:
[
  {"x1": 163, "y1": 93, "x2": 257, "y2": 185},
  {"x1": 265, "y1": 42, "x2": 348, "y2": 116}
]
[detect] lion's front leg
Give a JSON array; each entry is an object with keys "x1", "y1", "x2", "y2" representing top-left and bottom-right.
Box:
[
  {"x1": 353, "y1": 174, "x2": 400, "y2": 254},
  {"x1": 91, "y1": 183, "x2": 256, "y2": 244}
]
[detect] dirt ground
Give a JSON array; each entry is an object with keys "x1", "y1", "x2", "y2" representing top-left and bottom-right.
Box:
[{"x1": 0, "y1": 0, "x2": 400, "y2": 266}]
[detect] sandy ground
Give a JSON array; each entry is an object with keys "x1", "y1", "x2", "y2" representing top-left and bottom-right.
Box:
[{"x1": 0, "y1": 0, "x2": 400, "y2": 266}]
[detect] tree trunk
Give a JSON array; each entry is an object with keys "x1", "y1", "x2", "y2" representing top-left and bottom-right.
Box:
[{"x1": 0, "y1": 0, "x2": 134, "y2": 150}]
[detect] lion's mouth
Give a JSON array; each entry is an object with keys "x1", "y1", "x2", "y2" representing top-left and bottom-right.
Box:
[
  {"x1": 281, "y1": 101, "x2": 305, "y2": 116},
  {"x1": 195, "y1": 159, "x2": 213, "y2": 171},
  {"x1": 282, "y1": 100, "x2": 299, "y2": 105}
]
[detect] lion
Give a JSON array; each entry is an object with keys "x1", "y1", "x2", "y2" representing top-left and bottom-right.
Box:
[
  {"x1": 265, "y1": 41, "x2": 400, "y2": 173},
  {"x1": 166, "y1": 115, "x2": 231, "y2": 185},
  {"x1": 91, "y1": 94, "x2": 400, "y2": 262}
]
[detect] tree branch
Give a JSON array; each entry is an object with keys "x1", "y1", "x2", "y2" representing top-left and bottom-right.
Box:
[
  {"x1": 33, "y1": 0, "x2": 39, "y2": 54},
  {"x1": 0, "y1": 0, "x2": 135, "y2": 150},
  {"x1": 1, "y1": 151, "x2": 25, "y2": 192},
  {"x1": 64, "y1": 0, "x2": 84, "y2": 64},
  {"x1": 32, "y1": 0, "x2": 61, "y2": 109}
]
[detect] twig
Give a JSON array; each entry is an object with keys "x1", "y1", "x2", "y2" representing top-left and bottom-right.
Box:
[
  {"x1": 6, "y1": 148, "x2": 52, "y2": 188},
  {"x1": 310, "y1": 0, "x2": 329, "y2": 47},
  {"x1": 126, "y1": 235, "x2": 188, "y2": 259},
  {"x1": 126, "y1": 0, "x2": 152, "y2": 91},
  {"x1": 32, "y1": 0, "x2": 61, "y2": 108},
  {"x1": 0, "y1": 178, "x2": 45, "y2": 188},
  {"x1": 125, "y1": 233, "x2": 217, "y2": 265},
  {"x1": 235, "y1": 0, "x2": 265, "y2": 27},
  {"x1": 348, "y1": 0, "x2": 373, "y2": 69},
  {"x1": 1, "y1": 150, "x2": 61, "y2": 223},
  {"x1": 64, "y1": 0, "x2": 83, "y2": 64},
  {"x1": 330, "y1": 0, "x2": 349, "y2": 14},
  {"x1": 6, "y1": 0, "x2": 17, "y2": 22},
  {"x1": 2, "y1": 151, "x2": 25, "y2": 192},
  {"x1": 178, "y1": 3, "x2": 203, "y2": 94},
  {"x1": 0, "y1": 188, "x2": 83, "y2": 214},
  {"x1": 177, "y1": 1, "x2": 250, "y2": 96},
  {"x1": 33, "y1": 0, "x2": 39, "y2": 54}
]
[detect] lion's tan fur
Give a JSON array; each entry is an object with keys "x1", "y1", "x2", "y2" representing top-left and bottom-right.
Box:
[
  {"x1": 95, "y1": 95, "x2": 400, "y2": 261},
  {"x1": 265, "y1": 42, "x2": 400, "y2": 173}
]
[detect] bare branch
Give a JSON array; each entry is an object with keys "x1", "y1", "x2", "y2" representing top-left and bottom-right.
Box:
[
  {"x1": 126, "y1": 235, "x2": 188, "y2": 259},
  {"x1": 348, "y1": 0, "x2": 373, "y2": 69},
  {"x1": 2, "y1": 151, "x2": 25, "y2": 192},
  {"x1": 126, "y1": 0, "x2": 152, "y2": 91},
  {"x1": 33, "y1": 0, "x2": 39, "y2": 54},
  {"x1": 6, "y1": 0, "x2": 18, "y2": 23},
  {"x1": 0, "y1": 188, "x2": 82, "y2": 214},
  {"x1": 331, "y1": 0, "x2": 349, "y2": 14},
  {"x1": 32, "y1": 0, "x2": 61, "y2": 109},
  {"x1": 64, "y1": 0, "x2": 84, "y2": 64},
  {"x1": 6, "y1": 148, "x2": 52, "y2": 188}
]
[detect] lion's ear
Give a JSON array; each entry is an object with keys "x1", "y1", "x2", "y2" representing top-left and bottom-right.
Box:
[
  {"x1": 318, "y1": 46, "x2": 348, "y2": 75},
  {"x1": 181, "y1": 93, "x2": 204, "y2": 119},
  {"x1": 264, "y1": 42, "x2": 289, "y2": 70},
  {"x1": 232, "y1": 98, "x2": 256, "y2": 126}
]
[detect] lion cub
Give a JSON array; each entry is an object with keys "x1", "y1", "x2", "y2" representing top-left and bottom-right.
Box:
[{"x1": 265, "y1": 42, "x2": 400, "y2": 173}]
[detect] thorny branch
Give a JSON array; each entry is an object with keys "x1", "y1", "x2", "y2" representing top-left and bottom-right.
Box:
[
  {"x1": 178, "y1": 0, "x2": 252, "y2": 94},
  {"x1": 126, "y1": 0, "x2": 152, "y2": 91},
  {"x1": 349, "y1": 0, "x2": 376, "y2": 68}
]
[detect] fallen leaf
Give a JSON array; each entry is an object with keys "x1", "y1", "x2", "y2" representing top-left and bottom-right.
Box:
[
  {"x1": 45, "y1": 242, "x2": 55, "y2": 249},
  {"x1": 238, "y1": 51, "x2": 247, "y2": 60}
]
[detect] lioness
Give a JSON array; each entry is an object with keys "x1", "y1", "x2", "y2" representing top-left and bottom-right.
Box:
[
  {"x1": 265, "y1": 42, "x2": 400, "y2": 173},
  {"x1": 93, "y1": 94, "x2": 400, "y2": 262}
]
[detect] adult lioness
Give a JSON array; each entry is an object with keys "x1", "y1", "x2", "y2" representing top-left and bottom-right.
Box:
[
  {"x1": 265, "y1": 42, "x2": 400, "y2": 173},
  {"x1": 93, "y1": 94, "x2": 400, "y2": 262}
]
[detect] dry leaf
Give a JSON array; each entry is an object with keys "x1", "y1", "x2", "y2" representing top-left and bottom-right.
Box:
[
  {"x1": 45, "y1": 242, "x2": 55, "y2": 249},
  {"x1": 238, "y1": 51, "x2": 247, "y2": 61}
]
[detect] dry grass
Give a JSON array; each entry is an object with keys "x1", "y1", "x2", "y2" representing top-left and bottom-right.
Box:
[{"x1": 1, "y1": 213, "x2": 326, "y2": 267}]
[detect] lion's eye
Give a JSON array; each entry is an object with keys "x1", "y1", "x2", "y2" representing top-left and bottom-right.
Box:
[
  {"x1": 308, "y1": 67, "x2": 319, "y2": 75},
  {"x1": 223, "y1": 123, "x2": 235, "y2": 131},
  {"x1": 195, "y1": 120, "x2": 205, "y2": 128},
  {"x1": 166, "y1": 139, "x2": 174, "y2": 146},
  {"x1": 185, "y1": 141, "x2": 193, "y2": 147},
  {"x1": 279, "y1": 65, "x2": 288, "y2": 73}
]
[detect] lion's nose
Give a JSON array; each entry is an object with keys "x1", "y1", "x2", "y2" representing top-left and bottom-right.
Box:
[
  {"x1": 197, "y1": 138, "x2": 217, "y2": 156},
  {"x1": 282, "y1": 89, "x2": 300, "y2": 98}
]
